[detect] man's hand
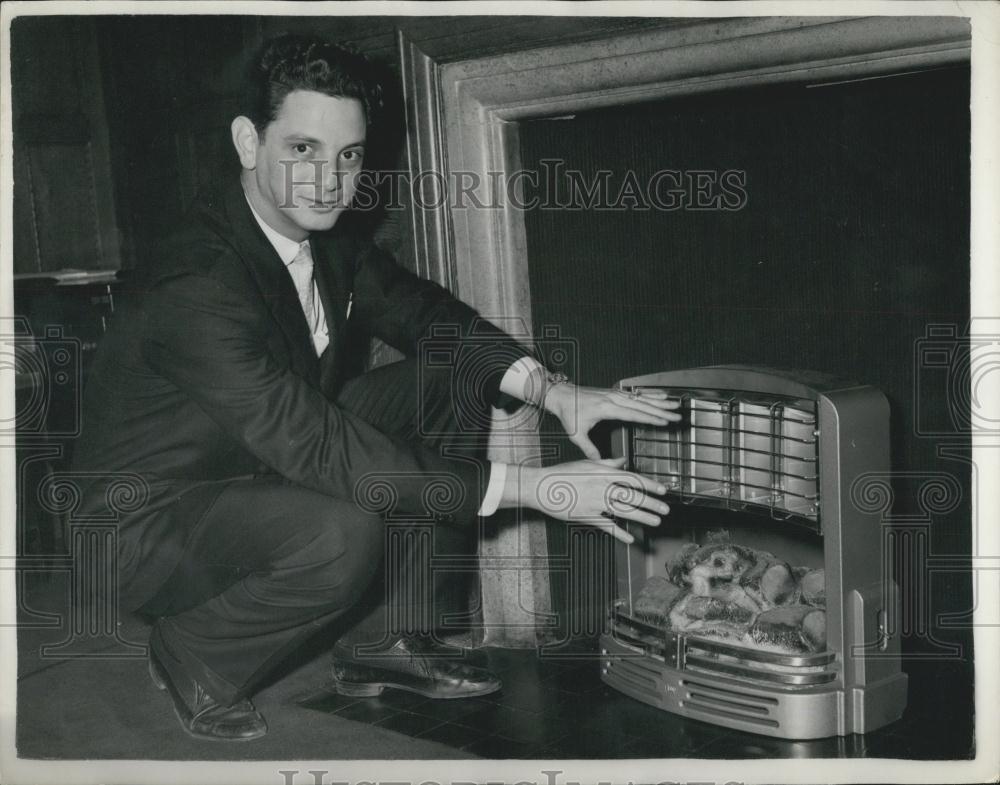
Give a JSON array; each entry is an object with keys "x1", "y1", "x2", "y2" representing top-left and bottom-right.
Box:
[
  {"x1": 544, "y1": 383, "x2": 682, "y2": 460},
  {"x1": 500, "y1": 456, "x2": 670, "y2": 544}
]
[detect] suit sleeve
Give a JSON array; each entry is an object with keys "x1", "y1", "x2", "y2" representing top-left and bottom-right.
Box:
[
  {"x1": 142, "y1": 272, "x2": 488, "y2": 523},
  {"x1": 350, "y1": 243, "x2": 536, "y2": 409}
]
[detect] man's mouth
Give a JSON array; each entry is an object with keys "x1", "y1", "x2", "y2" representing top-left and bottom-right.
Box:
[{"x1": 294, "y1": 194, "x2": 341, "y2": 210}]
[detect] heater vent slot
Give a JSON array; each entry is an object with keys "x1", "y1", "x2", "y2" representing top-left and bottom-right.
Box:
[
  {"x1": 687, "y1": 691, "x2": 771, "y2": 715},
  {"x1": 684, "y1": 654, "x2": 836, "y2": 687},
  {"x1": 606, "y1": 658, "x2": 659, "y2": 693},
  {"x1": 681, "y1": 678, "x2": 780, "y2": 706},
  {"x1": 612, "y1": 624, "x2": 665, "y2": 655},
  {"x1": 606, "y1": 651, "x2": 661, "y2": 678},
  {"x1": 680, "y1": 701, "x2": 781, "y2": 729}
]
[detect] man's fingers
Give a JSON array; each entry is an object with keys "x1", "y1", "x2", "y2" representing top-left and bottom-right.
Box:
[
  {"x1": 611, "y1": 396, "x2": 683, "y2": 423},
  {"x1": 610, "y1": 472, "x2": 669, "y2": 499},
  {"x1": 615, "y1": 408, "x2": 682, "y2": 426},
  {"x1": 612, "y1": 524, "x2": 634, "y2": 544},
  {"x1": 619, "y1": 389, "x2": 672, "y2": 401},
  {"x1": 607, "y1": 487, "x2": 669, "y2": 518},
  {"x1": 606, "y1": 484, "x2": 666, "y2": 513},
  {"x1": 590, "y1": 499, "x2": 664, "y2": 543},
  {"x1": 592, "y1": 516, "x2": 635, "y2": 544},
  {"x1": 573, "y1": 434, "x2": 602, "y2": 461},
  {"x1": 613, "y1": 390, "x2": 680, "y2": 408}
]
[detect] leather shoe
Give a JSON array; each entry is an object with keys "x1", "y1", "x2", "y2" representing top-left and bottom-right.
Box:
[
  {"x1": 148, "y1": 624, "x2": 268, "y2": 741},
  {"x1": 330, "y1": 635, "x2": 501, "y2": 699}
]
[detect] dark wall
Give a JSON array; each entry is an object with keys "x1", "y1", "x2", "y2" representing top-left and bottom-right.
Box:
[
  {"x1": 95, "y1": 16, "x2": 257, "y2": 269},
  {"x1": 11, "y1": 17, "x2": 123, "y2": 273},
  {"x1": 521, "y1": 67, "x2": 973, "y2": 673},
  {"x1": 88, "y1": 14, "x2": 679, "y2": 271}
]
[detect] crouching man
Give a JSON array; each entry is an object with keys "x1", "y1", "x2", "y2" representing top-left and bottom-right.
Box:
[{"x1": 72, "y1": 33, "x2": 678, "y2": 741}]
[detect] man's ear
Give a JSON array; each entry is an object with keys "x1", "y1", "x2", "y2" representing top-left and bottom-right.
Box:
[{"x1": 231, "y1": 116, "x2": 260, "y2": 170}]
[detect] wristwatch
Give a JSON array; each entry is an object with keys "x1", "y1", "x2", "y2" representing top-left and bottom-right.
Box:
[{"x1": 540, "y1": 370, "x2": 571, "y2": 409}]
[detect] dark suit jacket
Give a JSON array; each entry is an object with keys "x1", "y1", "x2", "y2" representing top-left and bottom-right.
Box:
[{"x1": 73, "y1": 178, "x2": 529, "y2": 605}]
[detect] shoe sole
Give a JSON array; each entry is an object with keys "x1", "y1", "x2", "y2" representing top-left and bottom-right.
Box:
[
  {"x1": 148, "y1": 649, "x2": 266, "y2": 742},
  {"x1": 148, "y1": 655, "x2": 168, "y2": 691},
  {"x1": 330, "y1": 675, "x2": 501, "y2": 700}
]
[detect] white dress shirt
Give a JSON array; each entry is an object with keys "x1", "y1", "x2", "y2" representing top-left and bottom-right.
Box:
[
  {"x1": 247, "y1": 201, "x2": 330, "y2": 356},
  {"x1": 244, "y1": 196, "x2": 546, "y2": 517}
]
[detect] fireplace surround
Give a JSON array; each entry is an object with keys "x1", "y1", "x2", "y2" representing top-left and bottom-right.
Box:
[{"x1": 396, "y1": 15, "x2": 972, "y2": 646}]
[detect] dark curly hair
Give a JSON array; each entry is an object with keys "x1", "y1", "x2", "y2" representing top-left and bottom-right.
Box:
[{"x1": 241, "y1": 33, "x2": 383, "y2": 138}]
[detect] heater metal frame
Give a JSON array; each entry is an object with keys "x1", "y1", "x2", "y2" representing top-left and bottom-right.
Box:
[{"x1": 599, "y1": 365, "x2": 908, "y2": 739}]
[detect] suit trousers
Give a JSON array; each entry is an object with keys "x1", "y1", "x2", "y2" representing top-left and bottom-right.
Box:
[{"x1": 136, "y1": 357, "x2": 491, "y2": 705}]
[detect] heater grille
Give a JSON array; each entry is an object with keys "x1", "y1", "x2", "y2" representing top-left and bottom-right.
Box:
[
  {"x1": 626, "y1": 387, "x2": 820, "y2": 528},
  {"x1": 610, "y1": 610, "x2": 838, "y2": 689}
]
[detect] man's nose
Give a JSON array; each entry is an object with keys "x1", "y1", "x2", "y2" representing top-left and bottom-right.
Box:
[{"x1": 321, "y1": 161, "x2": 343, "y2": 193}]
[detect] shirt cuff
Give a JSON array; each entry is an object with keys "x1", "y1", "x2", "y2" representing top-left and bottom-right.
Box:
[
  {"x1": 497, "y1": 355, "x2": 546, "y2": 403},
  {"x1": 477, "y1": 461, "x2": 507, "y2": 517}
]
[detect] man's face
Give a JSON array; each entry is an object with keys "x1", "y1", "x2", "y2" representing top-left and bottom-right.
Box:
[{"x1": 243, "y1": 90, "x2": 366, "y2": 241}]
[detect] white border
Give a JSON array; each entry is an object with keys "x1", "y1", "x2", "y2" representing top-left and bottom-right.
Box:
[{"x1": 1, "y1": 2, "x2": 997, "y2": 784}]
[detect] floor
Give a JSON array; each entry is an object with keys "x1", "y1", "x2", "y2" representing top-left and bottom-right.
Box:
[
  {"x1": 296, "y1": 643, "x2": 974, "y2": 760},
  {"x1": 14, "y1": 572, "x2": 975, "y2": 761}
]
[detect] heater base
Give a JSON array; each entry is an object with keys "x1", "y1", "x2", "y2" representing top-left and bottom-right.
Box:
[{"x1": 599, "y1": 634, "x2": 907, "y2": 740}]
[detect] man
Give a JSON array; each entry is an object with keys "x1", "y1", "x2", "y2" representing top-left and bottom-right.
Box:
[{"x1": 73, "y1": 34, "x2": 677, "y2": 741}]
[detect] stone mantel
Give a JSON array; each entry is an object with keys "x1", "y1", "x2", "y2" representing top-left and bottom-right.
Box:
[{"x1": 397, "y1": 15, "x2": 971, "y2": 646}]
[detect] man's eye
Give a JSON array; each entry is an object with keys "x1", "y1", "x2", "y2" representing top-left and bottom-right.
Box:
[{"x1": 293, "y1": 143, "x2": 311, "y2": 155}]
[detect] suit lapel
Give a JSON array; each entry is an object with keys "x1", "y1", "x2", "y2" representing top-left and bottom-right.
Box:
[{"x1": 222, "y1": 182, "x2": 319, "y2": 382}]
